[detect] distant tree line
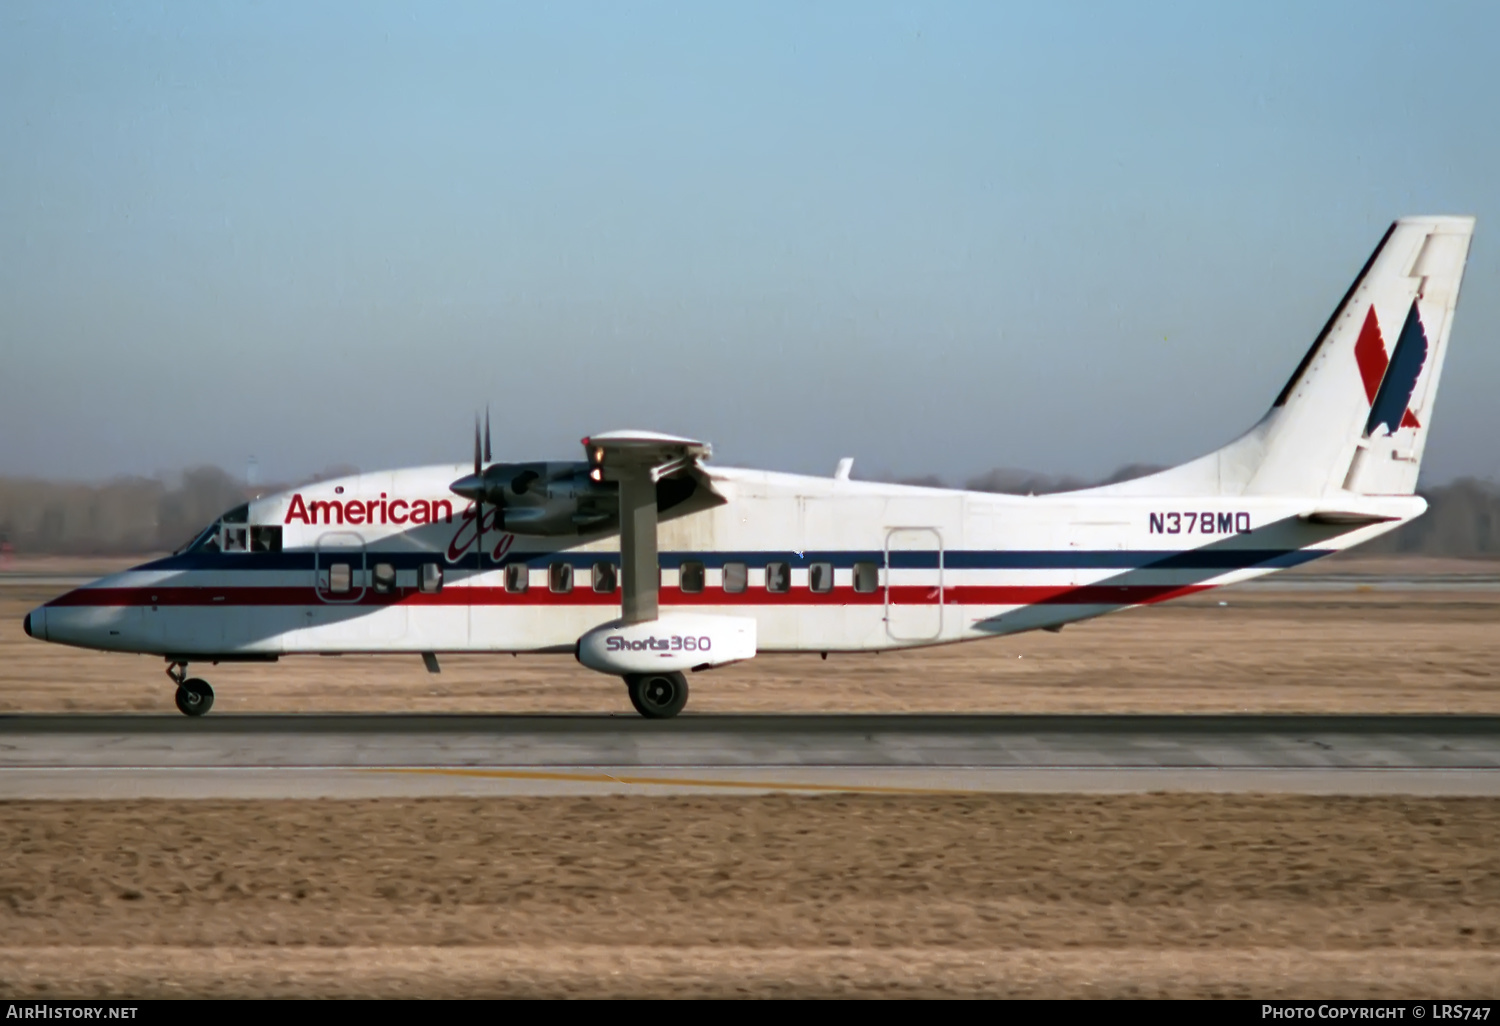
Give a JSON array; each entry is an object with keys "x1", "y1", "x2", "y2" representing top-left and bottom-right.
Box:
[
  {"x1": 0, "y1": 465, "x2": 1496, "y2": 558},
  {"x1": 1355, "y1": 478, "x2": 1500, "y2": 557},
  {"x1": 0, "y1": 466, "x2": 350, "y2": 556}
]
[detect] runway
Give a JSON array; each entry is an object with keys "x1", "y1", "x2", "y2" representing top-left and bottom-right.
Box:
[{"x1": 3, "y1": 713, "x2": 1498, "y2": 797}]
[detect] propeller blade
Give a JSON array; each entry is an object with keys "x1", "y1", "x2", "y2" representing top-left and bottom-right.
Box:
[
  {"x1": 484, "y1": 406, "x2": 493, "y2": 464},
  {"x1": 472, "y1": 412, "x2": 485, "y2": 564}
]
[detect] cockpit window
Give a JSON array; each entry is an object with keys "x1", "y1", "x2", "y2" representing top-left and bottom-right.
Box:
[
  {"x1": 176, "y1": 523, "x2": 220, "y2": 555},
  {"x1": 176, "y1": 503, "x2": 271, "y2": 555}
]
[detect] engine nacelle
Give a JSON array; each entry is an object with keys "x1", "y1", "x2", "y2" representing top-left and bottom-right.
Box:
[
  {"x1": 576, "y1": 614, "x2": 757, "y2": 675},
  {"x1": 451, "y1": 459, "x2": 705, "y2": 537},
  {"x1": 472, "y1": 461, "x2": 618, "y2": 536}
]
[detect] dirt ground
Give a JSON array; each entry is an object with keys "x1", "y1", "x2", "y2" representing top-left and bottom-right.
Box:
[
  {"x1": 3, "y1": 587, "x2": 1498, "y2": 715},
  {"x1": 1, "y1": 794, "x2": 1497, "y2": 998}
]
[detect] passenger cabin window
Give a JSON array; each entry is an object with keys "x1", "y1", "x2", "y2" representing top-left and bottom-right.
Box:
[
  {"x1": 765, "y1": 561, "x2": 790, "y2": 593},
  {"x1": 592, "y1": 562, "x2": 617, "y2": 593},
  {"x1": 372, "y1": 563, "x2": 396, "y2": 594},
  {"x1": 809, "y1": 561, "x2": 834, "y2": 593},
  {"x1": 328, "y1": 563, "x2": 351, "y2": 594},
  {"x1": 505, "y1": 563, "x2": 529, "y2": 593},
  {"x1": 419, "y1": 563, "x2": 443, "y2": 594},
  {"x1": 550, "y1": 562, "x2": 573, "y2": 593},
  {"x1": 853, "y1": 561, "x2": 879, "y2": 593},
  {"x1": 679, "y1": 561, "x2": 705, "y2": 594},
  {"x1": 722, "y1": 562, "x2": 748, "y2": 593}
]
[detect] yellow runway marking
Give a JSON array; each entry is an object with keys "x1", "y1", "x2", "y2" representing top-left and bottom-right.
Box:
[{"x1": 369, "y1": 766, "x2": 961, "y2": 795}]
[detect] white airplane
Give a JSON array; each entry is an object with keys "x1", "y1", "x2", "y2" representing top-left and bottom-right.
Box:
[{"x1": 24, "y1": 216, "x2": 1476, "y2": 718}]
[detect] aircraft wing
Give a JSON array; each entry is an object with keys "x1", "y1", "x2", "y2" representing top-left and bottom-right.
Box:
[
  {"x1": 582, "y1": 430, "x2": 713, "y2": 482},
  {"x1": 581, "y1": 431, "x2": 719, "y2": 624}
]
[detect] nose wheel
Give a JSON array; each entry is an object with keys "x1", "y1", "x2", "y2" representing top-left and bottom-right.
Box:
[
  {"x1": 625, "y1": 672, "x2": 689, "y2": 719},
  {"x1": 167, "y1": 662, "x2": 215, "y2": 717}
]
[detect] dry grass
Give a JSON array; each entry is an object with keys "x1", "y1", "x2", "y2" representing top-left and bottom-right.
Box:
[{"x1": 1, "y1": 794, "x2": 1497, "y2": 997}]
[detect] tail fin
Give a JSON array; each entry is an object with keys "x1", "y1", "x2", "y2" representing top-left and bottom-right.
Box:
[{"x1": 1087, "y1": 216, "x2": 1475, "y2": 498}]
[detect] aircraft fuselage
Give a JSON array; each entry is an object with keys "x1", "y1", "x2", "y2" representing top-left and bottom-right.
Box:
[{"x1": 28, "y1": 462, "x2": 1418, "y2": 659}]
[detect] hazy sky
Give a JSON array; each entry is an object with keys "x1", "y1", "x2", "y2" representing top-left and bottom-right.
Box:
[{"x1": 3, "y1": 1, "x2": 1497, "y2": 485}]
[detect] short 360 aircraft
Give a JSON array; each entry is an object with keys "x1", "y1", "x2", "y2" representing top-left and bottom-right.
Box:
[{"x1": 24, "y1": 216, "x2": 1476, "y2": 718}]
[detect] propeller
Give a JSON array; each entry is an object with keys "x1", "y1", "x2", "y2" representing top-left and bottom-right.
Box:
[
  {"x1": 474, "y1": 413, "x2": 484, "y2": 565},
  {"x1": 455, "y1": 407, "x2": 496, "y2": 566},
  {"x1": 473, "y1": 415, "x2": 482, "y2": 478}
]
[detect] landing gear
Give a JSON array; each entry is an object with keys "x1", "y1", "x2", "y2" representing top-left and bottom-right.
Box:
[
  {"x1": 625, "y1": 672, "x2": 689, "y2": 719},
  {"x1": 167, "y1": 662, "x2": 214, "y2": 717},
  {"x1": 174, "y1": 679, "x2": 214, "y2": 716}
]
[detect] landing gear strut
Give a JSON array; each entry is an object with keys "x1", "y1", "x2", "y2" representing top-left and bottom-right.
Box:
[
  {"x1": 167, "y1": 662, "x2": 214, "y2": 717},
  {"x1": 625, "y1": 671, "x2": 689, "y2": 719}
]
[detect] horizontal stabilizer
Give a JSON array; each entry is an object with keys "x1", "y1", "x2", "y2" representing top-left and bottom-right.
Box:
[{"x1": 1299, "y1": 511, "x2": 1400, "y2": 526}]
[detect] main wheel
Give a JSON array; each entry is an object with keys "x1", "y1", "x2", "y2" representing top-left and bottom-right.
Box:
[
  {"x1": 625, "y1": 672, "x2": 689, "y2": 719},
  {"x1": 625, "y1": 675, "x2": 649, "y2": 716},
  {"x1": 175, "y1": 678, "x2": 214, "y2": 717}
]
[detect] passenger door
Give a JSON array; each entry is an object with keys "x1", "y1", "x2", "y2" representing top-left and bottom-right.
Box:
[
  {"x1": 292, "y1": 530, "x2": 406, "y2": 650},
  {"x1": 315, "y1": 532, "x2": 366, "y2": 604},
  {"x1": 885, "y1": 527, "x2": 943, "y2": 641}
]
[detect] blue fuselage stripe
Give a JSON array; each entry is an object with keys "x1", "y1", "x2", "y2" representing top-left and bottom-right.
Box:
[{"x1": 135, "y1": 548, "x2": 1333, "y2": 574}]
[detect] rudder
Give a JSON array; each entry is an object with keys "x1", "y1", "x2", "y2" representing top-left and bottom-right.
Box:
[
  {"x1": 1081, "y1": 216, "x2": 1475, "y2": 499},
  {"x1": 1336, "y1": 219, "x2": 1473, "y2": 494}
]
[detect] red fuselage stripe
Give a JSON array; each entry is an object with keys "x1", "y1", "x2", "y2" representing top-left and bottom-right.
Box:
[{"x1": 49, "y1": 583, "x2": 1212, "y2": 609}]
